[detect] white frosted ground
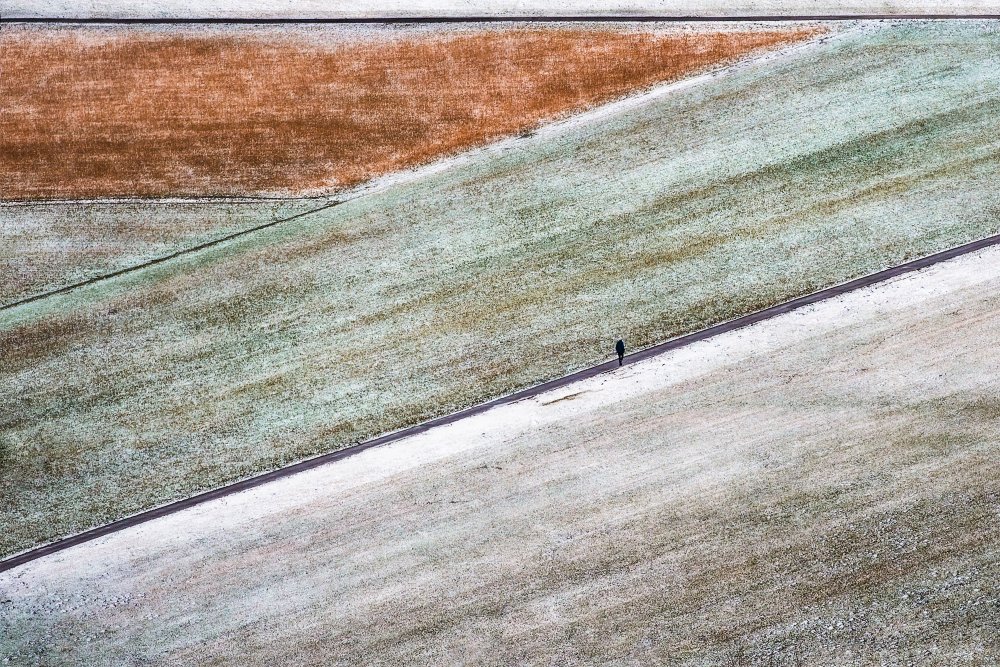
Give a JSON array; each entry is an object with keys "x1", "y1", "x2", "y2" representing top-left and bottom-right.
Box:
[
  {"x1": 339, "y1": 22, "x2": 846, "y2": 214},
  {"x1": 5, "y1": 0, "x2": 1000, "y2": 19},
  {"x1": 6, "y1": 21, "x2": 1000, "y2": 663},
  {"x1": 9, "y1": 19, "x2": 1000, "y2": 565},
  {"x1": 6, "y1": 242, "x2": 1000, "y2": 664},
  {"x1": 10, "y1": 241, "x2": 1000, "y2": 584}
]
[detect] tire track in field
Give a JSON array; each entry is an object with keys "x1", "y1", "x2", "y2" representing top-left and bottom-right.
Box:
[
  {"x1": 3, "y1": 230, "x2": 1000, "y2": 574},
  {"x1": 1, "y1": 25, "x2": 839, "y2": 313},
  {"x1": 0, "y1": 200, "x2": 339, "y2": 312}
]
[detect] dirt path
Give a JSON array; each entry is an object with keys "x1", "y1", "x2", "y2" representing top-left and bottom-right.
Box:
[{"x1": 4, "y1": 229, "x2": 1000, "y2": 575}]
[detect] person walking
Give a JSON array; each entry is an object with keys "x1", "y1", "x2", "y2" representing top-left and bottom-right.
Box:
[{"x1": 615, "y1": 338, "x2": 625, "y2": 366}]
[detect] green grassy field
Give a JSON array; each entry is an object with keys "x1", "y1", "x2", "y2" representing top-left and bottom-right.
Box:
[
  {"x1": 4, "y1": 21, "x2": 1000, "y2": 557},
  {"x1": 4, "y1": 238, "x2": 999, "y2": 666}
]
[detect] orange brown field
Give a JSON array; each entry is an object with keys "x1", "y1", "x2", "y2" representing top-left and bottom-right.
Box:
[{"x1": 0, "y1": 25, "x2": 820, "y2": 200}]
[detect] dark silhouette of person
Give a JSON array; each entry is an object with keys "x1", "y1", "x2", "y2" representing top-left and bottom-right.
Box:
[{"x1": 615, "y1": 339, "x2": 625, "y2": 366}]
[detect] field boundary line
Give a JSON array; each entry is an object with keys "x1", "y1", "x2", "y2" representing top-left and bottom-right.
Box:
[
  {"x1": 4, "y1": 15, "x2": 1000, "y2": 24},
  {"x1": 0, "y1": 25, "x2": 840, "y2": 314},
  {"x1": 3, "y1": 231, "x2": 1000, "y2": 574},
  {"x1": 0, "y1": 201, "x2": 338, "y2": 312}
]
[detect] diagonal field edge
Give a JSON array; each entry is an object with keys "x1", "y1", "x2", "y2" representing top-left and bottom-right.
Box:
[
  {"x1": 0, "y1": 28, "x2": 838, "y2": 313},
  {"x1": 0, "y1": 25, "x2": 837, "y2": 313},
  {"x1": 4, "y1": 15, "x2": 1000, "y2": 23},
  {"x1": 0, "y1": 201, "x2": 339, "y2": 312},
  {"x1": 3, "y1": 231, "x2": 1000, "y2": 574}
]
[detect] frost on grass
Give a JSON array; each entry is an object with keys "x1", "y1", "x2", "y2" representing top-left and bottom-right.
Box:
[
  {"x1": 4, "y1": 22, "x2": 1000, "y2": 556},
  {"x1": 0, "y1": 22, "x2": 815, "y2": 302},
  {"x1": 4, "y1": 242, "x2": 1000, "y2": 666},
  {"x1": 0, "y1": 200, "x2": 321, "y2": 304}
]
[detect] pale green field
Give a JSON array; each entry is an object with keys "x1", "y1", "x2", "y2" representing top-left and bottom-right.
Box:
[
  {"x1": 3, "y1": 238, "x2": 998, "y2": 666},
  {"x1": 4, "y1": 22, "x2": 1000, "y2": 557},
  {"x1": 0, "y1": 199, "x2": 324, "y2": 305}
]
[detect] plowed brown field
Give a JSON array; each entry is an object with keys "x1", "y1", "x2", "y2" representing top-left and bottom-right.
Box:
[{"x1": 0, "y1": 26, "x2": 819, "y2": 200}]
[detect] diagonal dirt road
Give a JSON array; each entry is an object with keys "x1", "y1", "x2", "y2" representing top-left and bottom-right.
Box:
[{"x1": 3, "y1": 229, "x2": 1000, "y2": 575}]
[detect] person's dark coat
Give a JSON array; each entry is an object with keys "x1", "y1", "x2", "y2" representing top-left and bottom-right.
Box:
[{"x1": 615, "y1": 339, "x2": 625, "y2": 365}]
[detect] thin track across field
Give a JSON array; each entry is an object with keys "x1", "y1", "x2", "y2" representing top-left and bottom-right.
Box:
[
  {"x1": 3, "y1": 231, "x2": 999, "y2": 575},
  {"x1": 0, "y1": 201, "x2": 338, "y2": 312},
  {"x1": 0, "y1": 26, "x2": 830, "y2": 312}
]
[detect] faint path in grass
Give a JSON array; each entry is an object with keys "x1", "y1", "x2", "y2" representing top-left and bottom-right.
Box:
[
  {"x1": 0, "y1": 201, "x2": 339, "y2": 312},
  {"x1": 3, "y1": 228, "x2": 999, "y2": 575},
  {"x1": 0, "y1": 25, "x2": 835, "y2": 311},
  {"x1": 7, "y1": 21, "x2": 996, "y2": 561}
]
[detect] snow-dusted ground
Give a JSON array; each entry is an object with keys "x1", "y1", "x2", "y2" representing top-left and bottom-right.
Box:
[
  {"x1": 6, "y1": 0, "x2": 1000, "y2": 19},
  {"x1": 7, "y1": 21, "x2": 1000, "y2": 559},
  {"x1": 1, "y1": 21, "x2": 821, "y2": 305},
  {"x1": 5, "y1": 243, "x2": 1000, "y2": 665},
  {"x1": 0, "y1": 200, "x2": 322, "y2": 305}
]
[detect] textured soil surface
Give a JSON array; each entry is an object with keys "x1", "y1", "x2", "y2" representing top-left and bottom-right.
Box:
[
  {"x1": 0, "y1": 24, "x2": 814, "y2": 199},
  {"x1": 3, "y1": 21, "x2": 1000, "y2": 558},
  {"x1": 3, "y1": 243, "x2": 998, "y2": 666}
]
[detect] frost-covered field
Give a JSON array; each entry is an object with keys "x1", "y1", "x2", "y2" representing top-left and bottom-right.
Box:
[
  {"x1": 0, "y1": 200, "x2": 324, "y2": 304},
  {"x1": 1, "y1": 22, "x2": 810, "y2": 303},
  {"x1": 4, "y1": 22, "x2": 1000, "y2": 557},
  {"x1": 7, "y1": 0, "x2": 1000, "y2": 18},
  {"x1": 4, "y1": 243, "x2": 1000, "y2": 666}
]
